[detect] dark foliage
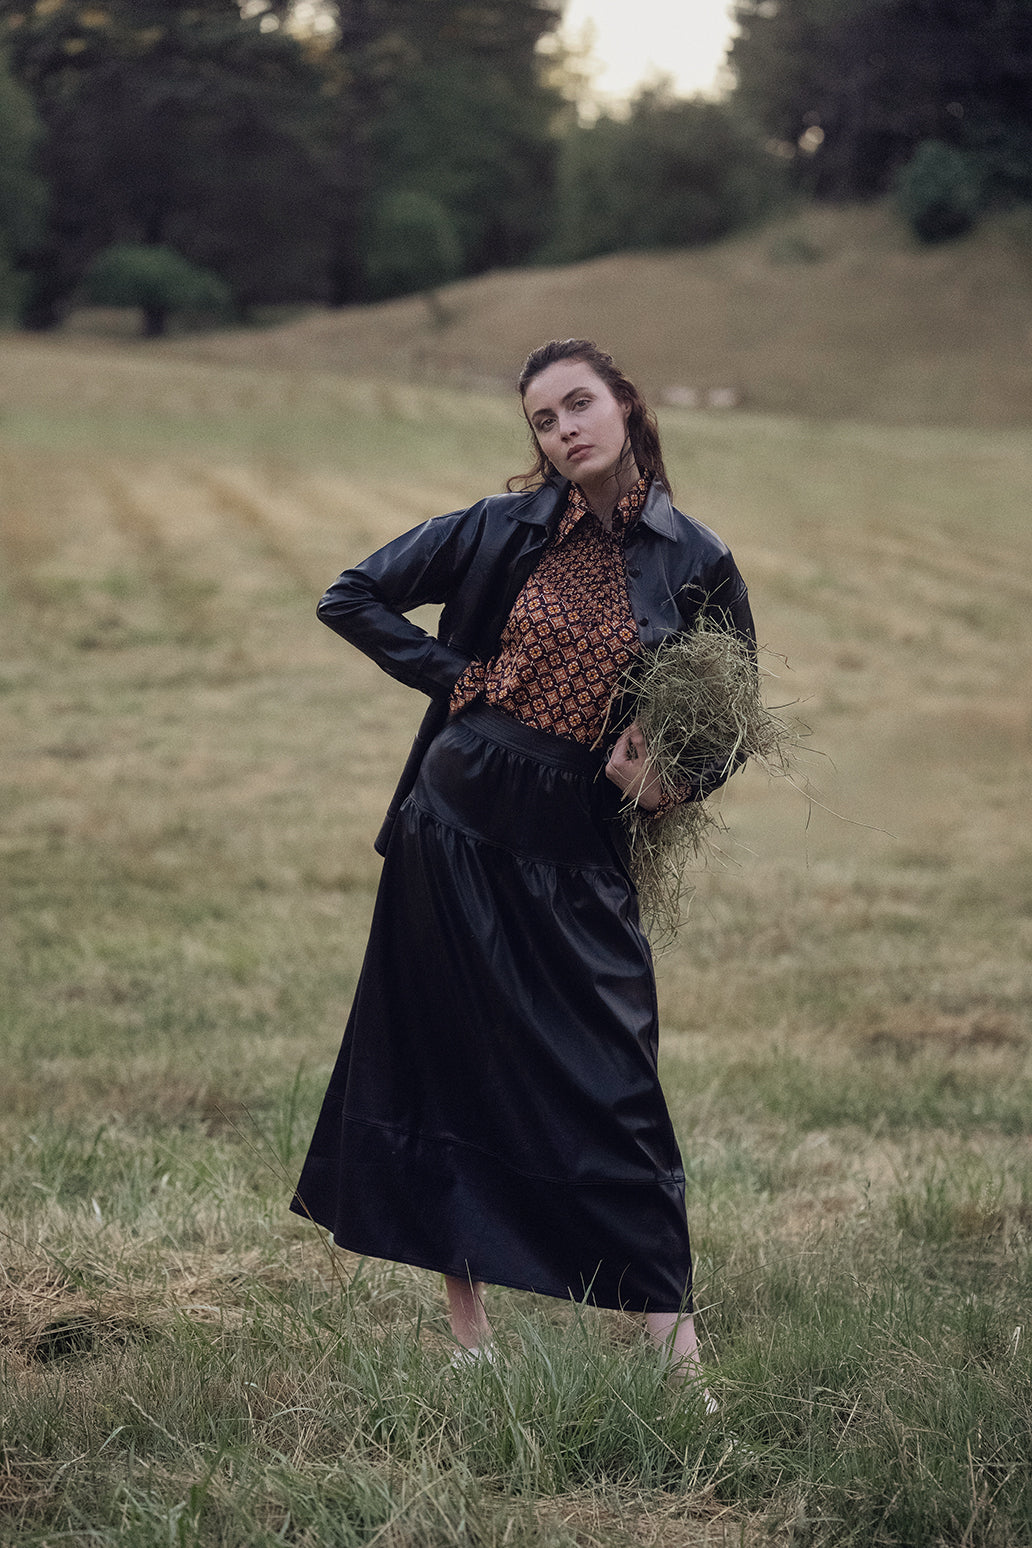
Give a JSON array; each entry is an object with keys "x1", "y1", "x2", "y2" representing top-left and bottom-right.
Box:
[
  {"x1": 0, "y1": 0, "x2": 338, "y2": 327},
  {"x1": 730, "y1": 0, "x2": 1032, "y2": 217},
  {"x1": 322, "y1": 0, "x2": 563, "y2": 303},
  {"x1": 0, "y1": 47, "x2": 46, "y2": 317},
  {"x1": 548, "y1": 89, "x2": 782, "y2": 262}
]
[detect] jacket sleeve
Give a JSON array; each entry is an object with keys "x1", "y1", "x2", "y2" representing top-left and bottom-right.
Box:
[
  {"x1": 316, "y1": 509, "x2": 478, "y2": 697},
  {"x1": 683, "y1": 548, "x2": 757, "y2": 802},
  {"x1": 680, "y1": 547, "x2": 755, "y2": 651}
]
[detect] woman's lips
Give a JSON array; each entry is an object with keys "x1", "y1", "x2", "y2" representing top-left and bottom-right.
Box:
[{"x1": 567, "y1": 444, "x2": 593, "y2": 463}]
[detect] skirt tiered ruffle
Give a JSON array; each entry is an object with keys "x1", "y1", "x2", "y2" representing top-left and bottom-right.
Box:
[{"x1": 291, "y1": 705, "x2": 693, "y2": 1313}]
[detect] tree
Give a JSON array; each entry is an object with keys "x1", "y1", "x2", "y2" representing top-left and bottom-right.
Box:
[
  {"x1": 547, "y1": 89, "x2": 781, "y2": 263},
  {"x1": 1, "y1": 0, "x2": 339, "y2": 327},
  {"x1": 365, "y1": 54, "x2": 560, "y2": 278},
  {"x1": 363, "y1": 190, "x2": 462, "y2": 321},
  {"x1": 320, "y1": 0, "x2": 563, "y2": 301},
  {"x1": 84, "y1": 242, "x2": 230, "y2": 336},
  {"x1": 0, "y1": 49, "x2": 46, "y2": 319},
  {"x1": 729, "y1": 0, "x2": 1032, "y2": 208}
]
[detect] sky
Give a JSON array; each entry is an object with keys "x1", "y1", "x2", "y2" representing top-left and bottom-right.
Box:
[{"x1": 558, "y1": 0, "x2": 738, "y2": 105}]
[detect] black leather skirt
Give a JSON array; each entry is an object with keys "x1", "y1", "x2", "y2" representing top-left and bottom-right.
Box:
[{"x1": 290, "y1": 705, "x2": 693, "y2": 1313}]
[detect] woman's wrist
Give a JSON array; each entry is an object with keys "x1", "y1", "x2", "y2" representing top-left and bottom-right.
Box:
[{"x1": 628, "y1": 769, "x2": 663, "y2": 810}]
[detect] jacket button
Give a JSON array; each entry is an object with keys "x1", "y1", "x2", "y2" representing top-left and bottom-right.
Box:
[
  {"x1": 638, "y1": 616, "x2": 649, "y2": 627},
  {"x1": 627, "y1": 565, "x2": 641, "y2": 578}
]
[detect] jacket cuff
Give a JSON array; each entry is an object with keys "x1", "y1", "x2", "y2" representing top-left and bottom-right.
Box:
[{"x1": 418, "y1": 638, "x2": 471, "y2": 698}]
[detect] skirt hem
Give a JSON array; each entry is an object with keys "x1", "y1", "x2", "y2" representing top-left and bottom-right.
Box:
[{"x1": 290, "y1": 1206, "x2": 692, "y2": 1315}]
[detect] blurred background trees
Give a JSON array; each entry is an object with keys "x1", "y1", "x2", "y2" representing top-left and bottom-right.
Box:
[
  {"x1": 0, "y1": 0, "x2": 338, "y2": 327},
  {"x1": 0, "y1": 48, "x2": 46, "y2": 319},
  {"x1": 1, "y1": 0, "x2": 1031, "y2": 328},
  {"x1": 547, "y1": 88, "x2": 780, "y2": 262},
  {"x1": 323, "y1": 0, "x2": 563, "y2": 302},
  {"x1": 731, "y1": 0, "x2": 1032, "y2": 237}
]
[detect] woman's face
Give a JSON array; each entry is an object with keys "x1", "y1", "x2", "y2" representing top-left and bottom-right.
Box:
[{"x1": 522, "y1": 359, "x2": 631, "y2": 489}]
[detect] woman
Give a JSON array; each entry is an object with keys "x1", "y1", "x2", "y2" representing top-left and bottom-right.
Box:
[{"x1": 291, "y1": 339, "x2": 754, "y2": 1381}]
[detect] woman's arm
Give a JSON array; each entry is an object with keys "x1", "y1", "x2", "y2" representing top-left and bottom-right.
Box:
[{"x1": 317, "y1": 511, "x2": 476, "y2": 697}]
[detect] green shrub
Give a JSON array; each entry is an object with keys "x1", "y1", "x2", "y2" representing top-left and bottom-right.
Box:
[
  {"x1": 363, "y1": 189, "x2": 462, "y2": 318},
  {"x1": 894, "y1": 139, "x2": 984, "y2": 244},
  {"x1": 84, "y1": 243, "x2": 230, "y2": 337},
  {"x1": 546, "y1": 93, "x2": 783, "y2": 264}
]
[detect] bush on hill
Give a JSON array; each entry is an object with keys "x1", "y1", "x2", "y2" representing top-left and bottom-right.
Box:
[
  {"x1": 84, "y1": 244, "x2": 230, "y2": 337},
  {"x1": 894, "y1": 140, "x2": 984, "y2": 244}
]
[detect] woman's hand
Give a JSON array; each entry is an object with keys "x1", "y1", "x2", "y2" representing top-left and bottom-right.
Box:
[{"x1": 605, "y1": 721, "x2": 663, "y2": 811}]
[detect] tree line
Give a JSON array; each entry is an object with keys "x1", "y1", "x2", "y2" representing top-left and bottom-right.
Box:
[{"x1": 2, "y1": 0, "x2": 1031, "y2": 332}]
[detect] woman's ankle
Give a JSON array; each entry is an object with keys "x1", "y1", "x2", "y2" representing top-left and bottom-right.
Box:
[
  {"x1": 444, "y1": 1274, "x2": 493, "y2": 1349},
  {"x1": 644, "y1": 1309, "x2": 700, "y2": 1372}
]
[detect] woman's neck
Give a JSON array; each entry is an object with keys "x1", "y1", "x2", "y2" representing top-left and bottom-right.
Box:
[{"x1": 578, "y1": 459, "x2": 642, "y2": 528}]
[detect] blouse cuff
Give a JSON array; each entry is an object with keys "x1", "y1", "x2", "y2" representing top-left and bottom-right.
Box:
[
  {"x1": 449, "y1": 657, "x2": 487, "y2": 716},
  {"x1": 643, "y1": 772, "x2": 697, "y2": 820},
  {"x1": 644, "y1": 784, "x2": 680, "y2": 820}
]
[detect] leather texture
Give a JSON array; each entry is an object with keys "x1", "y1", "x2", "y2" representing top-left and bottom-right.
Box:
[
  {"x1": 315, "y1": 477, "x2": 755, "y2": 854},
  {"x1": 291, "y1": 706, "x2": 696, "y2": 1312}
]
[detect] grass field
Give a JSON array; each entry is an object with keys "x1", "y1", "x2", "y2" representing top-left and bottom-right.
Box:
[{"x1": 1, "y1": 334, "x2": 1031, "y2": 1546}]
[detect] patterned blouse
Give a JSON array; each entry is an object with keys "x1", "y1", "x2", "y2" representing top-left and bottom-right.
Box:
[{"x1": 450, "y1": 472, "x2": 677, "y2": 767}]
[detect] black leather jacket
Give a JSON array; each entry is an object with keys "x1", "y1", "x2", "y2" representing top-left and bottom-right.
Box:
[{"x1": 317, "y1": 477, "x2": 755, "y2": 854}]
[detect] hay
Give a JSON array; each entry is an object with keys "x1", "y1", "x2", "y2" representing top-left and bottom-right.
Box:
[{"x1": 616, "y1": 618, "x2": 800, "y2": 948}]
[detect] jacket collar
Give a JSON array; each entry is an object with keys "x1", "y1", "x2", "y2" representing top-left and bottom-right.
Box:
[
  {"x1": 639, "y1": 479, "x2": 677, "y2": 539},
  {"x1": 507, "y1": 477, "x2": 677, "y2": 538},
  {"x1": 505, "y1": 481, "x2": 566, "y2": 527}
]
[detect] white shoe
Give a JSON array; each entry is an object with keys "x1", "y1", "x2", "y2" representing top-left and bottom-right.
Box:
[
  {"x1": 666, "y1": 1367, "x2": 719, "y2": 1415},
  {"x1": 449, "y1": 1344, "x2": 497, "y2": 1369}
]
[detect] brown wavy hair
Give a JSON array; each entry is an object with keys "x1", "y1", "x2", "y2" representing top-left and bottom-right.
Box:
[{"x1": 506, "y1": 339, "x2": 671, "y2": 495}]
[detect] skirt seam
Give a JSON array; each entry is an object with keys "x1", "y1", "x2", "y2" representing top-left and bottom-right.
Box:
[
  {"x1": 404, "y1": 793, "x2": 625, "y2": 875},
  {"x1": 336, "y1": 1110, "x2": 686, "y2": 1189}
]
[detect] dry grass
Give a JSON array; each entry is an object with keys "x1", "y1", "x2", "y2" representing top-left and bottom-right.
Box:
[
  {"x1": 1, "y1": 333, "x2": 1029, "y2": 1117},
  {"x1": 620, "y1": 622, "x2": 801, "y2": 945},
  {"x1": 533, "y1": 1490, "x2": 785, "y2": 1546}
]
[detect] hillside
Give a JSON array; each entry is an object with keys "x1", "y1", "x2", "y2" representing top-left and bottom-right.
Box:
[{"x1": 92, "y1": 203, "x2": 1032, "y2": 428}]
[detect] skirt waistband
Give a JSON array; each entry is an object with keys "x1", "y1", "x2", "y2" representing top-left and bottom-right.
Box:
[{"x1": 458, "y1": 705, "x2": 604, "y2": 777}]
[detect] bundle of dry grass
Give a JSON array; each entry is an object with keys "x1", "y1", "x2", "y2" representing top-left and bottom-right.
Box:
[{"x1": 618, "y1": 618, "x2": 800, "y2": 948}]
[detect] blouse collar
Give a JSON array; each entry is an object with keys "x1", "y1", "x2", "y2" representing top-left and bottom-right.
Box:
[{"x1": 558, "y1": 472, "x2": 653, "y2": 543}]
